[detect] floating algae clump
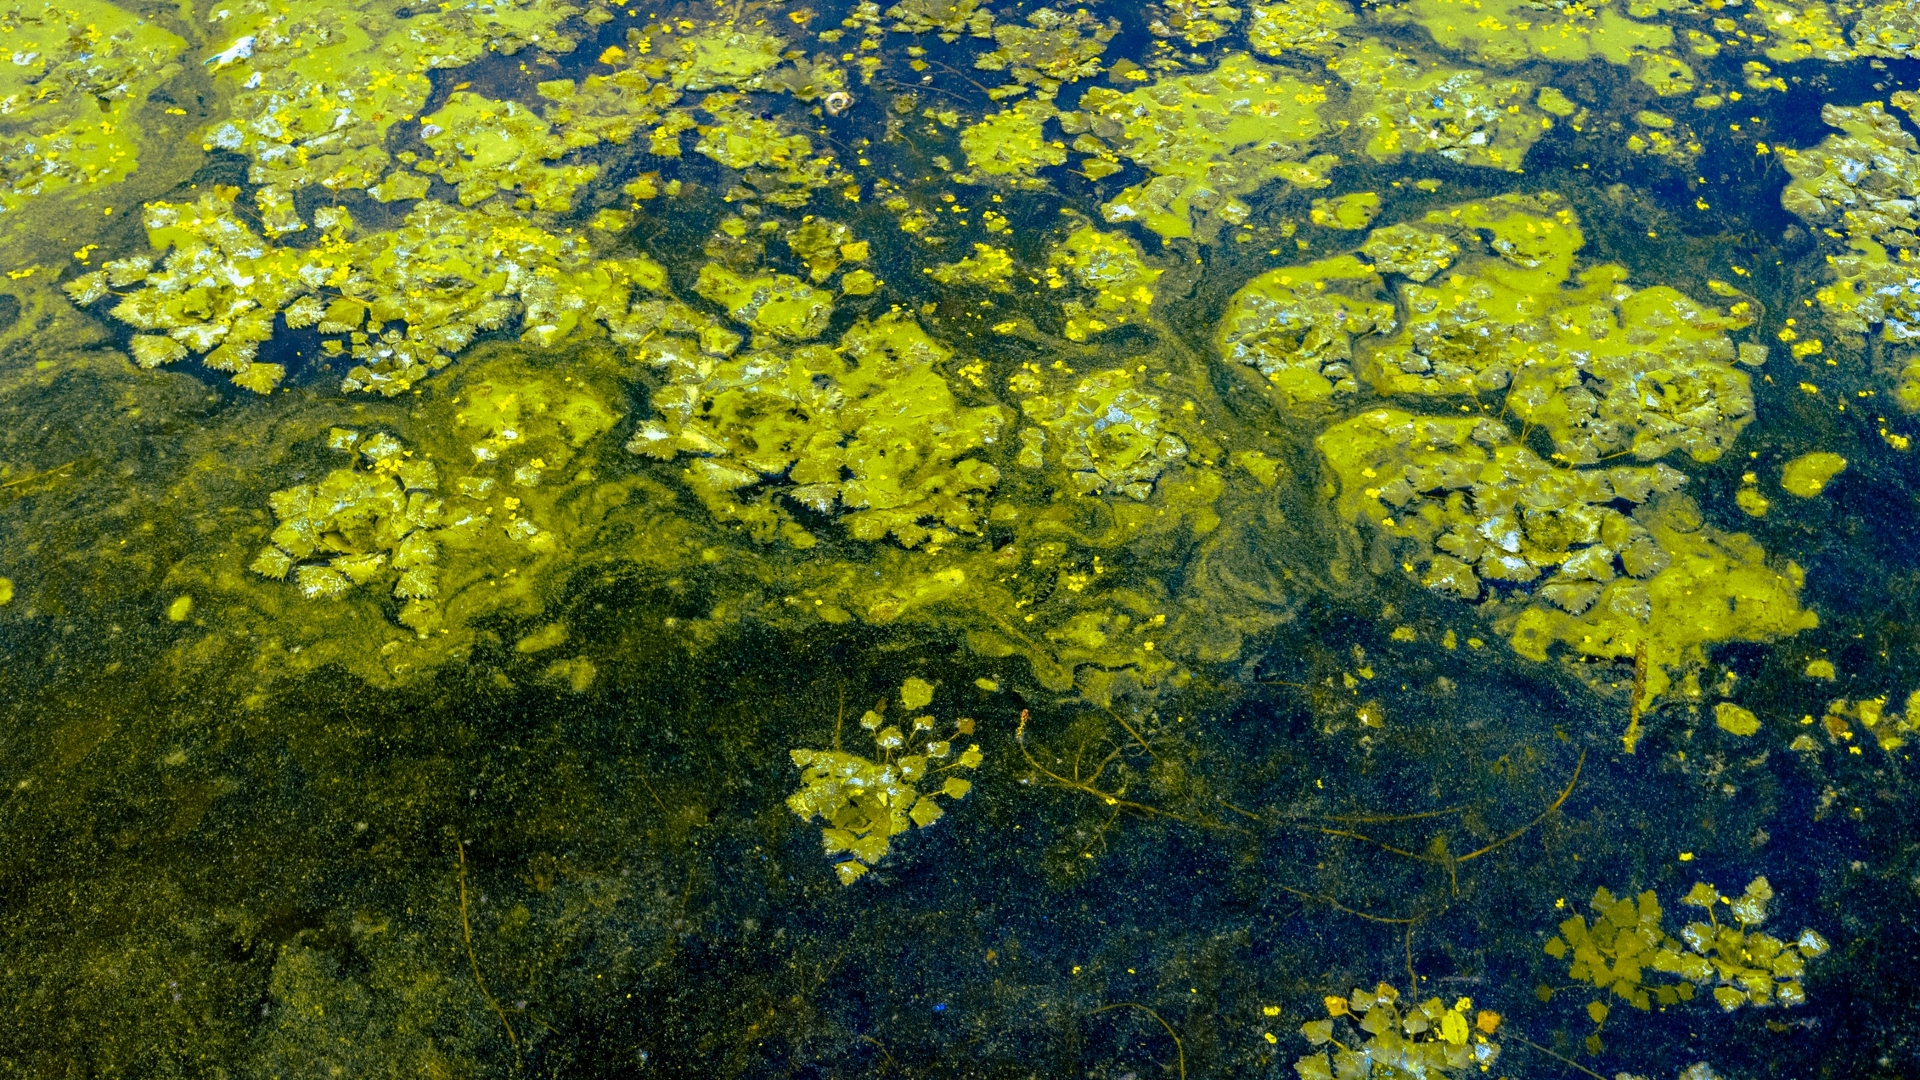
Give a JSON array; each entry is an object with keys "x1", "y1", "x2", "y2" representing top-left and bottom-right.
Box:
[
  {"x1": 418, "y1": 92, "x2": 599, "y2": 211},
  {"x1": 1544, "y1": 879, "x2": 1830, "y2": 1013},
  {"x1": 1317, "y1": 409, "x2": 1688, "y2": 606},
  {"x1": 1358, "y1": 195, "x2": 1756, "y2": 466},
  {"x1": 1778, "y1": 100, "x2": 1920, "y2": 366},
  {"x1": 694, "y1": 264, "x2": 835, "y2": 340},
  {"x1": 972, "y1": 7, "x2": 1119, "y2": 99},
  {"x1": 1780, "y1": 452, "x2": 1848, "y2": 497},
  {"x1": 200, "y1": 0, "x2": 582, "y2": 193},
  {"x1": 1323, "y1": 39, "x2": 1545, "y2": 173},
  {"x1": 1151, "y1": 0, "x2": 1245, "y2": 46},
  {"x1": 787, "y1": 681, "x2": 981, "y2": 884},
  {"x1": 1294, "y1": 983, "x2": 1500, "y2": 1079},
  {"x1": 1064, "y1": 53, "x2": 1334, "y2": 240},
  {"x1": 1246, "y1": 0, "x2": 1353, "y2": 57},
  {"x1": 1360, "y1": 222, "x2": 1461, "y2": 283},
  {"x1": 1009, "y1": 365, "x2": 1190, "y2": 500},
  {"x1": 1216, "y1": 256, "x2": 1396, "y2": 412},
  {"x1": 251, "y1": 431, "x2": 446, "y2": 620},
  {"x1": 79, "y1": 189, "x2": 672, "y2": 394},
  {"x1": 1310, "y1": 192, "x2": 1383, "y2": 231},
  {"x1": 1402, "y1": 0, "x2": 1677, "y2": 68},
  {"x1": 928, "y1": 244, "x2": 1016, "y2": 290},
  {"x1": 627, "y1": 312, "x2": 1009, "y2": 548},
  {"x1": 958, "y1": 99, "x2": 1066, "y2": 186},
  {"x1": 0, "y1": 0, "x2": 185, "y2": 212},
  {"x1": 886, "y1": 0, "x2": 996, "y2": 40},
  {"x1": 1044, "y1": 223, "x2": 1164, "y2": 342}
]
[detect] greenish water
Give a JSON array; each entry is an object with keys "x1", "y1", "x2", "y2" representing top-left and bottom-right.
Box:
[{"x1": 0, "y1": 0, "x2": 1916, "y2": 1075}]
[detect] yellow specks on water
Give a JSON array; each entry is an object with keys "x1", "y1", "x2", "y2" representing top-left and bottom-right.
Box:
[{"x1": 1805, "y1": 658, "x2": 1837, "y2": 680}]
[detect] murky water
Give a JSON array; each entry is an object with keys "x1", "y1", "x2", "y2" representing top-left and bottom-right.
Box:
[{"x1": 0, "y1": 0, "x2": 1915, "y2": 1075}]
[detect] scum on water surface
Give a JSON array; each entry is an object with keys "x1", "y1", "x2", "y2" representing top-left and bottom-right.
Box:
[{"x1": 0, "y1": 0, "x2": 1916, "y2": 1074}]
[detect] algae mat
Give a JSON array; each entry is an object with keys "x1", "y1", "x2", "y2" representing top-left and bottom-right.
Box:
[{"x1": 0, "y1": 0, "x2": 1916, "y2": 1075}]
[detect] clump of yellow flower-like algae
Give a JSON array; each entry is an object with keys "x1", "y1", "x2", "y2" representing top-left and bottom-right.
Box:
[
  {"x1": 1780, "y1": 452, "x2": 1848, "y2": 497},
  {"x1": 1275, "y1": 194, "x2": 1810, "y2": 715},
  {"x1": 1294, "y1": 982, "x2": 1501, "y2": 1080},
  {"x1": 1543, "y1": 878, "x2": 1830, "y2": 1014},
  {"x1": 70, "y1": 188, "x2": 670, "y2": 395},
  {"x1": 626, "y1": 310, "x2": 1008, "y2": 548},
  {"x1": 1777, "y1": 97, "x2": 1920, "y2": 404},
  {"x1": 787, "y1": 678, "x2": 982, "y2": 884}
]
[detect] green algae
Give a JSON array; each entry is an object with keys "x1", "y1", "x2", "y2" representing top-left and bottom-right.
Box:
[
  {"x1": 1216, "y1": 256, "x2": 1396, "y2": 412},
  {"x1": 787, "y1": 681, "x2": 979, "y2": 884},
  {"x1": 1067, "y1": 53, "x2": 1332, "y2": 240},
  {"x1": 958, "y1": 99, "x2": 1065, "y2": 186},
  {"x1": 972, "y1": 7, "x2": 1118, "y2": 100},
  {"x1": 0, "y1": 0, "x2": 185, "y2": 212},
  {"x1": 1044, "y1": 222, "x2": 1164, "y2": 342},
  {"x1": 627, "y1": 310, "x2": 1007, "y2": 548},
  {"x1": 1403, "y1": 0, "x2": 1674, "y2": 67},
  {"x1": 1544, "y1": 879, "x2": 1830, "y2": 1014},
  {"x1": 1152, "y1": 0, "x2": 1245, "y2": 46},
  {"x1": 1010, "y1": 364, "x2": 1190, "y2": 500},
  {"x1": 1246, "y1": 0, "x2": 1352, "y2": 57},
  {"x1": 1295, "y1": 983, "x2": 1501, "y2": 1079},
  {"x1": 928, "y1": 243, "x2": 1015, "y2": 289},
  {"x1": 1330, "y1": 40, "x2": 1545, "y2": 173},
  {"x1": 1778, "y1": 99, "x2": 1920, "y2": 389},
  {"x1": 1310, "y1": 192, "x2": 1383, "y2": 231},
  {"x1": 694, "y1": 264, "x2": 835, "y2": 340},
  {"x1": 886, "y1": 0, "x2": 995, "y2": 40},
  {"x1": 420, "y1": 92, "x2": 598, "y2": 211},
  {"x1": 85, "y1": 186, "x2": 674, "y2": 395},
  {"x1": 1780, "y1": 451, "x2": 1848, "y2": 497}
]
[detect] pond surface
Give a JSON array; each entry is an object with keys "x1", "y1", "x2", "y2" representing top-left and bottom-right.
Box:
[{"x1": 0, "y1": 0, "x2": 1916, "y2": 1075}]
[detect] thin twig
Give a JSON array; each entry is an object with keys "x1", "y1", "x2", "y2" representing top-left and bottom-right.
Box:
[
  {"x1": 1453, "y1": 749, "x2": 1584, "y2": 863},
  {"x1": 457, "y1": 840, "x2": 523, "y2": 1072},
  {"x1": 1273, "y1": 884, "x2": 1435, "y2": 925},
  {"x1": 1088, "y1": 1002, "x2": 1185, "y2": 1080},
  {"x1": 0, "y1": 461, "x2": 74, "y2": 489}
]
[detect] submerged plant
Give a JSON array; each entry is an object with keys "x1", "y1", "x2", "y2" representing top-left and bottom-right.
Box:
[
  {"x1": 1293, "y1": 982, "x2": 1501, "y2": 1079},
  {"x1": 786, "y1": 679, "x2": 982, "y2": 884},
  {"x1": 1543, "y1": 878, "x2": 1830, "y2": 1016}
]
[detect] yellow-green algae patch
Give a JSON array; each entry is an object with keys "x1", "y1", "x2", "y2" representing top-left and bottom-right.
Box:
[
  {"x1": 201, "y1": 0, "x2": 586, "y2": 194},
  {"x1": 0, "y1": 0, "x2": 185, "y2": 213},
  {"x1": 1044, "y1": 222, "x2": 1164, "y2": 342},
  {"x1": 787, "y1": 683, "x2": 980, "y2": 885},
  {"x1": 419, "y1": 92, "x2": 599, "y2": 211},
  {"x1": 1777, "y1": 98, "x2": 1920, "y2": 407},
  {"x1": 1216, "y1": 256, "x2": 1396, "y2": 412},
  {"x1": 1714, "y1": 701, "x2": 1761, "y2": 735},
  {"x1": 1065, "y1": 52, "x2": 1334, "y2": 240},
  {"x1": 1009, "y1": 365, "x2": 1189, "y2": 501},
  {"x1": 1295, "y1": 984, "x2": 1500, "y2": 1079},
  {"x1": 1780, "y1": 452, "x2": 1847, "y2": 497},
  {"x1": 1544, "y1": 879, "x2": 1830, "y2": 1013},
  {"x1": 972, "y1": 7, "x2": 1119, "y2": 100},
  {"x1": 626, "y1": 311, "x2": 1008, "y2": 549},
  {"x1": 1323, "y1": 39, "x2": 1545, "y2": 173},
  {"x1": 1404, "y1": 0, "x2": 1674, "y2": 67},
  {"x1": 1310, "y1": 192, "x2": 1382, "y2": 231},
  {"x1": 82, "y1": 189, "x2": 672, "y2": 395},
  {"x1": 1297, "y1": 194, "x2": 1802, "y2": 709}
]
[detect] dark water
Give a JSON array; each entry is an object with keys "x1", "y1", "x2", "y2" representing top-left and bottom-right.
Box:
[{"x1": 0, "y1": 0, "x2": 1916, "y2": 1076}]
